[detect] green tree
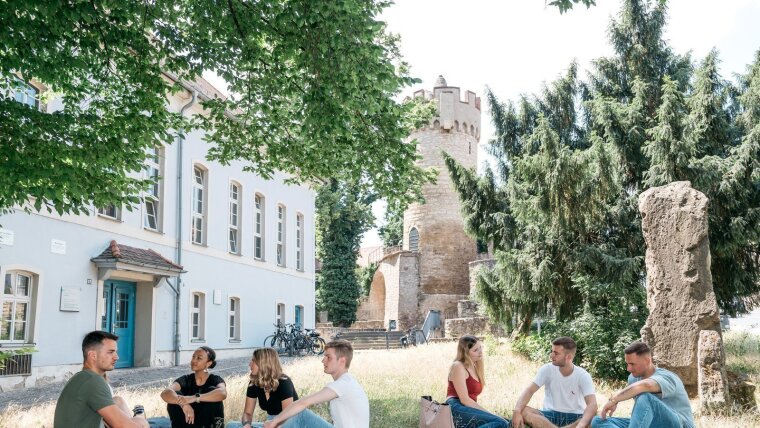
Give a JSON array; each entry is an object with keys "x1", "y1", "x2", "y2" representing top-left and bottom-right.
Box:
[
  {"x1": 315, "y1": 179, "x2": 376, "y2": 327},
  {"x1": 447, "y1": 0, "x2": 760, "y2": 351},
  {"x1": 1, "y1": 0, "x2": 429, "y2": 215},
  {"x1": 378, "y1": 201, "x2": 404, "y2": 248},
  {"x1": 548, "y1": 0, "x2": 596, "y2": 14}
]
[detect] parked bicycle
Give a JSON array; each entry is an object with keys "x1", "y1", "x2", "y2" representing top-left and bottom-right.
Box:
[
  {"x1": 263, "y1": 323, "x2": 325, "y2": 356},
  {"x1": 400, "y1": 326, "x2": 426, "y2": 348}
]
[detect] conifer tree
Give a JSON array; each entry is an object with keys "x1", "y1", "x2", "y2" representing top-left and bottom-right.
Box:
[
  {"x1": 447, "y1": 0, "x2": 760, "y2": 342},
  {"x1": 315, "y1": 180, "x2": 375, "y2": 327}
]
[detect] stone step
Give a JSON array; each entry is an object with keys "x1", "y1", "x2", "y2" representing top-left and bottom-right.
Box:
[{"x1": 340, "y1": 331, "x2": 404, "y2": 338}]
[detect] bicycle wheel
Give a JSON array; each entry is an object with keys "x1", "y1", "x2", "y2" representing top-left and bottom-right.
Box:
[
  {"x1": 311, "y1": 337, "x2": 326, "y2": 355},
  {"x1": 294, "y1": 335, "x2": 310, "y2": 357},
  {"x1": 274, "y1": 335, "x2": 289, "y2": 354},
  {"x1": 263, "y1": 335, "x2": 276, "y2": 348}
]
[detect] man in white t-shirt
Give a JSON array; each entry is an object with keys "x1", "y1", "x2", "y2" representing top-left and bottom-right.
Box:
[
  {"x1": 512, "y1": 336, "x2": 597, "y2": 428},
  {"x1": 264, "y1": 339, "x2": 369, "y2": 428}
]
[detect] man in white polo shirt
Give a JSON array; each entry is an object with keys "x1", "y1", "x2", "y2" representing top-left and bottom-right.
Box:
[
  {"x1": 512, "y1": 336, "x2": 597, "y2": 428},
  {"x1": 264, "y1": 339, "x2": 369, "y2": 428}
]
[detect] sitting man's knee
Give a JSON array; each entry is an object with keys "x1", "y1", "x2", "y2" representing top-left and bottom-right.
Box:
[
  {"x1": 590, "y1": 416, "x2": 605, "y2": 428},
  {"x1": 636, "y1": 392, "x2": 656, "y2": 403}
]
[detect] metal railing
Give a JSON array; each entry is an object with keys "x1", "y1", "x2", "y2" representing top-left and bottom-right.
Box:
[
  {"x1": 421, "y1": 310, "x2": 442, "y2": 340},
  {"x1": 0, "y1": 353, "x2": 32, "y2": 376},
  {"x1": 366, "y1": 245, "x2": 404, "y2": 265}
]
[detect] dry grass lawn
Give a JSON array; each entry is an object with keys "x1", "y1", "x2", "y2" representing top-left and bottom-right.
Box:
[{"x1": 2, "y1": 333, "x2": 759, "y2": 427}]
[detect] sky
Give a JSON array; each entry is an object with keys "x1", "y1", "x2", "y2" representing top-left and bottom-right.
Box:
[{"x1": 360, "y1": 0, "x2": 760, "y2": 248}]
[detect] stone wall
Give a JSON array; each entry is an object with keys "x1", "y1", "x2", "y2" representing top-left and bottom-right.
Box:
[
  {"x1": 418, "y1": 293, "x2": 469, "y2": 327},
  {"x1": 468, "y1": 259, "x2": 495, "y2": 295},
  {"x1": 446, "y1": 317, "x2": 489, "y2": 338},
  {"x1": 638, "y1": 181, "x2": 723, "y2": 396}
]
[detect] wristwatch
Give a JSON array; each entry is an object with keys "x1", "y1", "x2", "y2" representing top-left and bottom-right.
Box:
[{"x1": 195, "y1": 392, "x2": 201, "y2": 403}]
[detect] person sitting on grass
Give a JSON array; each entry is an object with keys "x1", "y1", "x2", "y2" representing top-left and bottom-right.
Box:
[
  {"x1": 54, "y1": 330, "x2": 149, "y2": 428},
  {"x1": 591, "y1": 341, "x2": 695, "y2": 428},
  {"x1": 445, "y1": 335, "x2": 510, "y2": 428},
  {"x1": 227, "y1": 347, "x2": 299, "y2": 428},
  {"x1": 262, "y1": 339, "x2": 369, "y2": 428},
  {"x1": 511, "y1": 336, "x2": 597, "y2": 428},
  {"x1": 159, "y1": 346, "x2": 227, "y2": 428}
]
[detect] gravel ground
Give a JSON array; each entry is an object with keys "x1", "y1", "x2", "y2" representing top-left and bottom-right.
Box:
[{"x1": 0, "y1": 356, "x2": 266, "y2": 412}]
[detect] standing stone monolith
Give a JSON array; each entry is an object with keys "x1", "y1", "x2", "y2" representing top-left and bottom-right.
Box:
[
  {"x1": 698, "y1": 330, "x2": 730, "y2": 412},
  {"x1": 638, "y1": 181, "x2": 723, "y2": 397}
]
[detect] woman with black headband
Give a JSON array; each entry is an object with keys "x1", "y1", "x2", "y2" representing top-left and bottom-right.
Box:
[{"x1": 160, "y1": 346, "x2": 227, "y2": 427}]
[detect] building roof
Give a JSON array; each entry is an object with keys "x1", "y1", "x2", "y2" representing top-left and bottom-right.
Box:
[{"x1": 91, "y1": 240, "x2": 184, "y2": 273}]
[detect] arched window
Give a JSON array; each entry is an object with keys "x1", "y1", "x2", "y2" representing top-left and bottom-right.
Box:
[
  {"x1": 1, "y1": 270, "x2": 36, "y2": 343},
  {"x1": 229, "y1": 182, "x2": 241, "y2": 254},
  {"x1": 191, "y1": 165, "x2": 208, "y2": 245},
  {"x1": 12, "y1": 78, "x2": 39, "y2": 109},
  {"x1": 462, "y1": 122, "x2": 468, "y2": 135},
  {"x1": 190, "y1": 292, "x2": 205, "y2": 340},
  {"x1": 409, "y1": 227, "x2": 420, "y2": 252},
  {"x1": 254, "y1": 193, "x2": 265, "y2": 260},
  {"x1": 228, "y1": 297, "x2": 240, "y2": 340},
  {"x1": 276, "y1": 303, "x2": 286, "y2": 326},
  {"x1": 143, "y1": 146, "x2": 162, "y2": 231},
  {"x1": 296, "y1": 213, "x2": 304, "y2": 271},
  {"x1": 433, "y1": 119, "x2": 440, "y2": 129},
  {"x1": 470, "y1": 124, "x2": 475, "y2": 135},
  {"x1": 277, "y1": 204, "x2": 286, "y2": 266}
]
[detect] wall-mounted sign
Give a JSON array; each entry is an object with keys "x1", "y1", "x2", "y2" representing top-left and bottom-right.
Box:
[
  {"x1": 51, "y1": 239, "x2": 66, "y2": 255},
  {"x1": 213, "y1": 289, "x2": 222, "y2": 305},
  {"x1": 0, "y1": 229, "x2": 14, "y2": 246},
  {"x1": 60, "y1": 287, "x2": 81, "y2": 312}
]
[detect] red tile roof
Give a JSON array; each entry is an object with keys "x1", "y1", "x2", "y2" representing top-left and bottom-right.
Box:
[{"x1": 92, "y1": 240, "x2": 183, "y2": 271}]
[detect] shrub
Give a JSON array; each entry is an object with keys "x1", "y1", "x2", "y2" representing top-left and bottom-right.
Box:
[{"x1": 512, "y1": 304, "x2": 645, "y2": 381}]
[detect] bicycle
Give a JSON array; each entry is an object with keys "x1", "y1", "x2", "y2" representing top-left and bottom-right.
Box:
[
  {"x1": 400, "y1": 326, "x2": 426, "y2": 348},
  {"x1": 263, "y1": 322, "x2": 289, "y2": 354},
  {"x1": 305, "y1": 328, "x2": 326, "y2": 355}
]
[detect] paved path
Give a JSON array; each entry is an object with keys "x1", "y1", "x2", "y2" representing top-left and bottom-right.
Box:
[{"x1": 0, "y1": 356, "x2": 269, "y2": 412}]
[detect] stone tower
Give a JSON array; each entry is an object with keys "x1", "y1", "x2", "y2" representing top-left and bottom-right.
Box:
[{"x1": 403, "y1": 75, "x2": 481, "y2": 320}]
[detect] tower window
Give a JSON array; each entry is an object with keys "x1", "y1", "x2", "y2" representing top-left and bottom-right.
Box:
[{"x1": 409, "y1": 227, "x2": 420, "y2": 252}]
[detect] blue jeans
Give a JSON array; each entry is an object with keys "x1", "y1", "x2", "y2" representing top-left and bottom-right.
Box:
[
  {"x1": 446, "y1": 398, "x2": 510, "y2": 428},
  {"x1": 280, "y1": 409, "x2": 334, "y2": 428},
  {"x1": 540, "y1": 410, "x2": 582, "y2": 426},
  {"x1": 147, "y1": 417, "x2": 171, "y2": 428},
  {"x1": 226, "y1": 415, "x2": 275, "y2": 428},
  {"x1": 591, "y1": 393, "x2": 683, "y2": 428}
]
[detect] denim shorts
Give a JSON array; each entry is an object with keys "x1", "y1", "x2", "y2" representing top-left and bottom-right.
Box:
[{"x1": 540, "y1": 409, "x2": 582, "y2": 426}]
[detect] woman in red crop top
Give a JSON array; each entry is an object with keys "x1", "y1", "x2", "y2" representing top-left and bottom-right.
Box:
[{"x1": 445, "y1": 335, "x2": 509, "y2": 427}]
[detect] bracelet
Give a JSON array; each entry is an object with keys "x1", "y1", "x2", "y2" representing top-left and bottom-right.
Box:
[
  {"x1": 242, "y1": 421, "x2": 252, "y2": 427},
  {"x1": 609, "y1": 396, "x2": 617, "y2": 404}
]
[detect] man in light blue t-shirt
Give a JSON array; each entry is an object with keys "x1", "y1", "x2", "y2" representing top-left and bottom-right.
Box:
[{"x1": 591, "y1": 341, "x2": 695, "y2": 428}]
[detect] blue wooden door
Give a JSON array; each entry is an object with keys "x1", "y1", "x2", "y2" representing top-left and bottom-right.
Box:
[
  {"x1": 294, "y1": 305, "x2": 303, "y2": 329},
  {"x1": 103, "y1": 280, "x2": 136, "y2": 368}
]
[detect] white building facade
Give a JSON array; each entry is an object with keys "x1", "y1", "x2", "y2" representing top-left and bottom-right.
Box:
[{"x1": 0, "y1": 77, "x2": 316, "y2": 390}]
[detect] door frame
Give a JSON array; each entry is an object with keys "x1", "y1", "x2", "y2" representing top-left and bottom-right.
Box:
[{"x1": 102, "y1": 279, "x2": 136, "y2": 368}]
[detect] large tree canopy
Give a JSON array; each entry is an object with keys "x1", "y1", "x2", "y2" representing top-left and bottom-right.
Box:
[{"x1": 1, "y1": 0, "x2": 433, "y2": 215}]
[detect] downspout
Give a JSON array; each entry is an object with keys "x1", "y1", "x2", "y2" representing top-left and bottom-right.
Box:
[{"x1": 174, "y1": 90, "x2": 197, "y2": 366}]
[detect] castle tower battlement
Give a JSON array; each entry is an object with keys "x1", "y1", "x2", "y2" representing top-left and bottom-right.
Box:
[
  {"x1": 413, "y1": 75, "x2": 481, "y2": 140},
  {"x1": 403, "y1": 76, "x2": 481, "y2": 312}
]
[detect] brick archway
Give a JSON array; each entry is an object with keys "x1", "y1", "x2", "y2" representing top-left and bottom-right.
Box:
[{"x1": 367, "y1": 270, "x2": 386, "y2": 321}]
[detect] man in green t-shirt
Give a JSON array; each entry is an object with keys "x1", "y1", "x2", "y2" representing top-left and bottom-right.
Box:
[
  {"x1": 591, "y1": 341, "x2": 695, "y2": 428},
  {"x1": 54, "y1": 331, "x2": 149, "y2": 428}
]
